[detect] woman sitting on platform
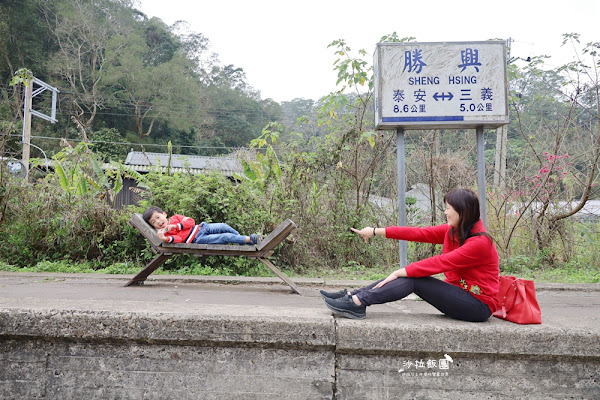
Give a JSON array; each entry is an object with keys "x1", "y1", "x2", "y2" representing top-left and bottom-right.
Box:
[{"x1": 320, "y1": 188, "x2": 499, "y2": 322}]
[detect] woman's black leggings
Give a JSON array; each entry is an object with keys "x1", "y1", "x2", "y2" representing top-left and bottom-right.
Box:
[{"x1": 352, "y1": 277, "x2": 492, "y2": 322}]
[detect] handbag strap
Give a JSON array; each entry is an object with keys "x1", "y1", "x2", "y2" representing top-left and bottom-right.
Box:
[
  {"x1": 504, "y1": 281, "x2": 519, "y2": 309},
  {"x1": 515, "y1": 280, "x2": 528, "y2": 304}
]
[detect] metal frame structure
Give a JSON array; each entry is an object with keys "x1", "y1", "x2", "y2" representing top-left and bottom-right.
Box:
[{"x1": 21, "y1": 76, "x2": 60, "y2": 175}]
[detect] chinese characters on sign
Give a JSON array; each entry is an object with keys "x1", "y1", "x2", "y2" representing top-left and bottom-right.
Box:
[
  {"x1": 374, "y1": 41, "x2": 508, "y2": 130},
  {"x1": 403, "y1": 49, "x2": 427, "y2": 73}
]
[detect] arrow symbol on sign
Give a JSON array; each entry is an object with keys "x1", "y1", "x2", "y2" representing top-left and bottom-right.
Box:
[{"x1": 433, "y1": 92, "x2": 454, "y2": 101}]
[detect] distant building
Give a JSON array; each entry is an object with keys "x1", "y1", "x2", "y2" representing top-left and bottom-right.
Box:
[
  {"x1": 368, "y1": 183, "x2": 433, "y2": 213},
  {"x1": 123, "y1": 151, "x2": 243, "y2": 176},
  {"x1": 405, "y1": 183, "x2": 433, "y2": 213}
]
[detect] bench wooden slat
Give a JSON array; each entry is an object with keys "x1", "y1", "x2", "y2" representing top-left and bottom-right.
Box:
[
  {"x1": 165, "y1": 242, "x2": 258, "y2": 252},
  {"x1": 128, "y1": 213, "x2": 163, "y2": 247},
  {"x1": 152, "y1": 246, "x2": 262, "y2": 257},
  {"x1": 256, "y1": 219, "x2": 295, "y2": 252}
]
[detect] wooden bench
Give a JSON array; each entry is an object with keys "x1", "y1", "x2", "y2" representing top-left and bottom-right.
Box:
[{"x1": 126, "y1": 213, "x2": 301, "y2": 294}]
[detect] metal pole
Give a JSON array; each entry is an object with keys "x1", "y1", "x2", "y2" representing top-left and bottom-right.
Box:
[
  {"x1": 397, "y1": 128, "x2": 407, "y2": 268},
  {"x1": 51, "y1": 88, "x2": 58, "y2": 123},
  {"x1": 21, "y1": 80, "x2": 33, "y2": 177},
  {"x1": 476, "y1": 126, "x2": 487, "y2": 227}
]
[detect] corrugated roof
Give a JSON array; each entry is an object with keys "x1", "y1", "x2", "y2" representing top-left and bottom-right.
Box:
[{"x1": 124, "y1": 151, "x2": 243, "y2": 176}]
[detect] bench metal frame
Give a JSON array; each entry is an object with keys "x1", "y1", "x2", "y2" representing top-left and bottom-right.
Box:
[{"x1": 126, "y1": 213, "x2": 300, "y2": 294}]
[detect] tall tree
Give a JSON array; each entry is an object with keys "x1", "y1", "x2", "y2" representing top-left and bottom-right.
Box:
[
  {"x1": 0, "y1": 0, "x2": 48, "y2": 120},
  {"x1": 280, "y1": 98, "x2": 325, "y2": 140},
  {"x1": 103, "y1": 19, "x2": 210, "y2": 139},
  {"x1": 487, "y1": 34, "x2": 600, "y2": 261},
  {"x1": 203, "y1": 65, "x2": 276, "y2": 147},
  {"x1": 42, "y1": 0, "x2": 135, "y2": 139}
]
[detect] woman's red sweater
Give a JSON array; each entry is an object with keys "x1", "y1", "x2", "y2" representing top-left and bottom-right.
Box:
[{"x1": 385, "y1": 220, "x2": 499, "y2": 312}]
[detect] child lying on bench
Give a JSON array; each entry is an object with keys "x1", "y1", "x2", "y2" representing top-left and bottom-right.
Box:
[
  {"x1": 142, "y1": 206, "x2": 261, "y2": 245},
  {"x1": 127, "y1": 212, "x2": 299, "y2": 292}
]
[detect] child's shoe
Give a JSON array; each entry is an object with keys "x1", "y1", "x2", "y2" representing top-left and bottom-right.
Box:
[{"x1": 250, "y1": 234, "x2": 262, "y2": 245}]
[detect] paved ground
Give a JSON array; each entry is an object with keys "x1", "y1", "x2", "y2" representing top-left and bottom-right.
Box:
[{"x1": 0, "y1": 271, "x2": 599, "y2": 330}]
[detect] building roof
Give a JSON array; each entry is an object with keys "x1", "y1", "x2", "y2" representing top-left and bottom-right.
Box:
[{"x1": 124, "y1": 151, "x2": 243, "y2": 177}]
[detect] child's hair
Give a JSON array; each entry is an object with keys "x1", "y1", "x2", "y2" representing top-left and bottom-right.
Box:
[{"x1": 142, "y1": 206, "x2": 164, "y2": 224}]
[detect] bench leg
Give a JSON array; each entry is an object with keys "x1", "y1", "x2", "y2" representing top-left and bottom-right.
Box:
[
  {"x1": 125, "y1": 253, "x2": 172, "y2": 287},
  {"x1": 258, "y1": 258, "x2": 301, "y2": 295}
]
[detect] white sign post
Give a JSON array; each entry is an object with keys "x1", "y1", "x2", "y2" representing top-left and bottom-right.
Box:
[{"x1": 373, "y1": 41, "x2": 508, "y2": 267}]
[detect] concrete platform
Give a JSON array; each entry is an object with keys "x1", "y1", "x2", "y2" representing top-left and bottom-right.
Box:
[{"x1": 1, "y1": 271, "x2": 599, "y2": 399}]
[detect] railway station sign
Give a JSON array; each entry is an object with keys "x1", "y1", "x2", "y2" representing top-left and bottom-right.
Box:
[{"x1": 374, "y1": 41, "x2": 508, "y2": 130}]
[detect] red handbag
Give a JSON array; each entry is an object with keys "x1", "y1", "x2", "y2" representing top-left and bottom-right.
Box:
[{"x1": 493, "y1": 275, "x2": 542, "y2": 324}]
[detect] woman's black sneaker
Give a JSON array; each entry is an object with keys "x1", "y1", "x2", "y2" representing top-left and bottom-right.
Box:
[
  {"x1": 324, "y1": 295, "x2": 366, "y2": 319},
  {"x1": 319, "y1": 289, "x2": 349, "y2": 300}
]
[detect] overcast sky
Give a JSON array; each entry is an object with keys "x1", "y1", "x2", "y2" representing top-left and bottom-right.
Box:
[{"x1": 137, "y1": 0, "x2": 599, "y2": 103}]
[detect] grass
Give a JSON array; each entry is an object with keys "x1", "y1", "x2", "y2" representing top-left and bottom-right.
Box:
[
  {"x1": 499, "y1": 265, "x2": 600, "y2": 284},
  {"x1": 0, "y1": 259, "x2": 275, "y2": 279},
  {"x1": 0, "y1": 260, "x2": 141, "y2": 275},
  {"x1": 500, "y1": 253, "x2": 600, "y2": 283},
  {"x1": 1, "y1": 259, "x2": 598, "y2": 284}
]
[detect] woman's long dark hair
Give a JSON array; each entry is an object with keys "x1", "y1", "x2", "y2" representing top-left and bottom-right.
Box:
[{"x1": 443, "y1": 188, "x2": 492, "y2": 246}]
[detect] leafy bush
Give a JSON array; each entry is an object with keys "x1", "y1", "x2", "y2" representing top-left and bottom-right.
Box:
[
  {"x1": 143, "y1": 171, "x2": 272, "y2": 233},
  {"x1": 0, "y1": 173, "x2": 143, "y2": 267}
]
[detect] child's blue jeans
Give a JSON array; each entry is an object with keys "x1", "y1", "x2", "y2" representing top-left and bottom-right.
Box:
[{"x1": 192, "y1": 222, "x2": 247, "y2": 245}]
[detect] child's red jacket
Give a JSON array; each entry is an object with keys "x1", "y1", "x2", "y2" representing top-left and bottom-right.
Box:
[{"x1": 163, "y1": 214, "x2": 200, "y2": 244}]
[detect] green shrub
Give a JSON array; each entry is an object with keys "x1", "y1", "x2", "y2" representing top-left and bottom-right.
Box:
[
  {"x1": 144, "y1": 171, "x2": 272, "y2": 231},
  {"x1": 0, "y1": 178, "x2": 139, "y2": 267}
]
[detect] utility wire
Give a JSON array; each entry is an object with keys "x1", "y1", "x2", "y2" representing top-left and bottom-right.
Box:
[
  {"x1": 5, "y1": 133, "x2": 241, "y2": 149},
  {"x1": 4, "y1": 133, "x2": 281, "y2": 151},
  {"x1": 43, "y1": 88, "x2": 316, "y2": 118}
]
